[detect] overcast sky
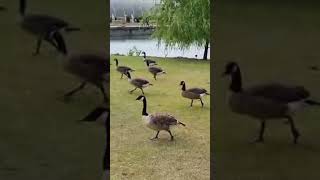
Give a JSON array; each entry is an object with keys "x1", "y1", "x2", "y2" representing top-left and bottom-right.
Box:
[{"x1": 110, "y1": 0, "x2": 160, "y2": 16}]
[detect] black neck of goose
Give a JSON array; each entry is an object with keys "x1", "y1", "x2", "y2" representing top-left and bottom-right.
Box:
[
  {"x1": 142, "y1": 98, "x2": 148, "y2": 116},
  {"x1": 115, "y1": 59, "x2": 118, "y2": 67},
  {"x1": 146, "y1": 61, "x2": 149, "y2": 67},
  {"x1": 230, "y1": 68, "x2": 242, "y2": 92},
  {"x1": 19, "y1": 0, "x2": 26, "y2": 16},
  {"x1": 143, "y1": 53, "x2": 146, "y2": 58},
  {"x1": 181, "y1": 83, "x2": 186, "y2": 91}
]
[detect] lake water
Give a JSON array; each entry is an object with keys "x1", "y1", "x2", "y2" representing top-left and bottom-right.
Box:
[{"x1": 110, "y1": 39, "x2": 210, "y2": 59}]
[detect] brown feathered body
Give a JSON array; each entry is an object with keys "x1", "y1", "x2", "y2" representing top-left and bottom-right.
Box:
[
  {"x1": 182, "y1": 88, "x2": 209, "y2": 100},
  {"x1": 143, "y1": 113, "x2": 184, "y2": 131},
  {"x1": 129, "y1": 78, "x2": 152, "y2": 88}
]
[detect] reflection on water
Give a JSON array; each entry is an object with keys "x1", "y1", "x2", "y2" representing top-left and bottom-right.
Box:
[{"x1": 110, "y1": 38, "x2": 210, "y2": 59}]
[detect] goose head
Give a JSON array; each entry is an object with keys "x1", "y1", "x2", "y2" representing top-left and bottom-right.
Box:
[
  {"x1": 179, "y1": 81, "x2": 186, "y2": 91},
  {"x1": 222, "y1": 61, "x2": 239, "y2": 77},
  {"x1": 222, "y1": 61, "x2": 242, "y2": 92},
  {"x1": 141, "y1": 51, "x2": 146, "y2": 58}
]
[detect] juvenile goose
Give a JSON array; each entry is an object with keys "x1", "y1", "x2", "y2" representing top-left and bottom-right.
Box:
[
  {"x1": 114, "y1": 58, "x2": 134, "y2": 79},
  {"x1": 125, "y1": 71, "x2": 152, "y2": 94},
  {"x1": 141, "y1": 51, "x2": 157, "y2": 66},
  {"x1": 19, "y1": 0, "x2": 80, "y2": 55},
  {"x1": 63, "y1": 53, "x2": 109, "y2": 103},
  {"x1": 145, "y1": 60, "x2": 166, "y2": 80},
  {"x1": 136, "y1": 95, "x2": 185, "y2": 140},
  {"x1": 79, "y1": 105, "x2": 109, "y2": 179},
  {"x1": 222, "y1": 61, "x2": 320, "y2": 144},
  {"x1": 179, "y1": 81, "x2": 210, "y2": 107}
]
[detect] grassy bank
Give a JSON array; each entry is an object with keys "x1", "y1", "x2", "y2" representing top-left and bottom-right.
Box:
[{"x1": 110, "y1": 55, "x2": 210, "y2": 179}]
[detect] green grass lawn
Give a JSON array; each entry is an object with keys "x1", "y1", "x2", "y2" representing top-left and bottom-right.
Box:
[
  {"x1": 214, "y1": 2, "x2": 320, "y2": 180},
  {"x1": 0, "y1": 1, "x2": 107, "y2": 179},
  {"x1": 110, "y1": 55, "x2": 210, "y2": 179}
]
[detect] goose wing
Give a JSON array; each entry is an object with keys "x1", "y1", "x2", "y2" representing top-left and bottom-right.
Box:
[
  {"x1": 187, "y1": 88, "x2": 208, "y2": 94},
  {"x1": 22, "y1": 14, "x2": 69, "y2": 32},
  {"x1": 245, "y1": 83, "x2": 310, "y2": 102},
  {"x1": 149, "y1": 66, "x2": 163, "y2": 73},
  {"x1": 132, "y1": 78, "x2": 149, "y2": 84},
  {"x1": 229, "y1": 93, "x2": 288, "y2": 119},
  {"x1": 118, "y1": 66, "x2": 133, "y2": 72},
  {"x1": 150, "y1": 113, "x2": 178, "y2": 126}
]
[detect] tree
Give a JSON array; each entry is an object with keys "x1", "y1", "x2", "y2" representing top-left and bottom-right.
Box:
[{"x1": 150, "y1": 0, "x2": 210, "y2": 60}]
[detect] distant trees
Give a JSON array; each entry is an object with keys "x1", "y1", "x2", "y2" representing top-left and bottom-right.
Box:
[{"x1": 150, "y1": 0, "x2": 210, "y2": 60}]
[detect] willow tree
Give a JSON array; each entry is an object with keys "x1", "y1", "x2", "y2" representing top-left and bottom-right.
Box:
[{"x1": 150, "y1": 0, "x2": 210, "y2": 60}]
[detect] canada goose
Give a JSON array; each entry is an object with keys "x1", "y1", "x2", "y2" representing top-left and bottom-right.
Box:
[
  {"x1": 179, "y1": 81, "x2": 210, "y2": 107},
  {"x1": 141, "y1": 51, "x2": 157, "y2": 65},
  {"x1": 125, "y1": 71, "x2": 152, "y2": 94},
  {"x1": 63, "y1": 53, "x2": 109, "y2": 103},
  {"x1": 222, "y1": 61, "x2": 320, "y2": 144},
  {"x1": 19, "y1": 0, "x2": 80, "y2": 55},
  {"x1": 145, "y1": 60, "x2": 166, "y2": 80},
  {"x1": 136, "y1": 95, "x2": 185, "y2": 140},
  {"x1": 79, "y1": 105, "x2": 109, "y2": 179},
  {"x1": 114, "y1": 58, "x2": 134, "y2": 79}
]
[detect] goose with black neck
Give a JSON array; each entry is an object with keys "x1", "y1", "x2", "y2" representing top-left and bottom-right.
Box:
[
  {"x1": 136, "y1": 95, "x2": 185, "y2": 141},
  {"x1": 222, "y1": 61, "x2": 320, "y2": 144}
]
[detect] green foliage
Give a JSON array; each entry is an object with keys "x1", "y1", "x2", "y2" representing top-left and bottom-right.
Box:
[
  {"x1": 151, "y1": 0, "x2": 210, "y2": 49},
  {"x1": 127, "y1": 46, "x2": 142, "y2": 56}
]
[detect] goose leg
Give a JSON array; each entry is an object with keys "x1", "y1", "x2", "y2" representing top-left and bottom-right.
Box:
[
  {"x1": 190, "y1": 100, "x2": 193, "y2": 107},
  {"x1": 252, "y1": 120, "x2": 265, "y2": 143},
  {"x1": 287, "y1": 116, "x2": 300, "y2": 144},
  {"x1": 64, "y1": 82, "x2": 87, "y2": 98},
  {"x1": 200, "y1": 99, "x2": 204, "y2": 107},
  {"x1": 129, "y1": 87, "x2": 137, "y2": 94},
  {"x1": 167, "y1": 130, "x2": 174, "y2": 141},
  {"x1": 33, "y1": 36, "x2": 43, "y2": 56},
  {"x1": 150, "y1": 131, "x2": 160, "y2": 140},
  {"x1": 98, "y1": 84, "x2": 108, "y2": 103},
  {"x1": 140, "y1": 88, "x2": 145, "y2": 94},
  {"x1": 120, "y1": 74, "x2": 123, "y2": 79},
  {"x1": 44, "y1": 31, "x2": 59, "y2": 50},
  {"x1": 154, "y1": 74, "x2": 157, "y2": 80}
]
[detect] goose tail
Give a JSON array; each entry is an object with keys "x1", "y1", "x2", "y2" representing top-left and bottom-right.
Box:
[
  {"x1": 305, "y1": 99, "x2": 320, "y2": 106},
  {"x1": 178, "y1": 121, "x2": 186, "y2": 126},
  {"x1": 65, "y1": 27, "x2": 81, "y2": 32}
]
